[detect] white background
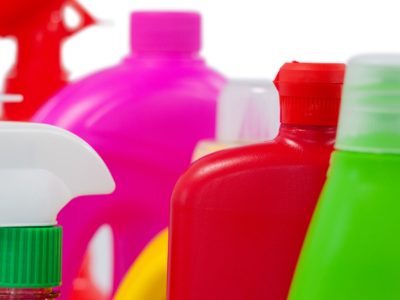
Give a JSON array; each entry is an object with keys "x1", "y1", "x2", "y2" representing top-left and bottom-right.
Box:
[{"x1": 2, "y1": 0, "x2": 400, "y2": 87}]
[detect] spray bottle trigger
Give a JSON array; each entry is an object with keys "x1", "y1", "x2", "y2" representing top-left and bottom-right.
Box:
[{"x1": 63, "y1": 0, "x2": 96, "y2": 37}]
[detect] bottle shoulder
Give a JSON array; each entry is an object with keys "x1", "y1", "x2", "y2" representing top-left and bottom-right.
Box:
[
  {"x1": 173, "y1": 139, "x2": 332, "y2": 208},
  {"x1": 327, "y1": 150, "x2": 400, "y2": 182},
  {"x1": 34, "y1": 61, "x2": 224, "y2": 127},
  {"x1": 189, "y1": 138, "x2": 332, "y2": 174},
  {"x1": 55, "y1": 62, "x2": 223, "y2": 98}
]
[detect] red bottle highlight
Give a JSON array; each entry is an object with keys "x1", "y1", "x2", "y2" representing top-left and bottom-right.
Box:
[{"x1": 167, "y1": 62, "x2": 345, "y2": 300}]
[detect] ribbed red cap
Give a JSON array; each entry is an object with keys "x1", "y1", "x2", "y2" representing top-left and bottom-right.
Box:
[{"x1": 274, "y1": 62, "x2": 345, "y2": 126}]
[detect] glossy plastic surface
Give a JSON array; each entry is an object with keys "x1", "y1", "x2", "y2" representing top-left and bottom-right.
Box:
[
  {"x1": 337, "y1": 54, "x2": 400, "y2": 153},
  {"x1": 289, "y1": 152, "x2": 400, "y2": 299},
  {"x1": 34, "y1": 51, "x2": 224, "y2": 300},
  {"x1": 0, "y1": 122, "x2": 114, "y2": 292},
  {"x1": 118, "y1": 77, "x2": 280, "y2": 300},
  {"x1": 275, "y1": 62, "x2": 343, "y2": 126},
  {"x1": 168, "y1": 124, "x2": 336, "y2": 300},
  {"x1": 216, "y1": 79, "x2": 279, "y2": 143},
  {"x1": 168, "y1": 62, "x2": 344, "y2": 300},
  {"x1": 0, "y1": 0, "x2": 95, "y2": 121},
  {"x1": 289, "y1": 54, "x2": 400, "y2": 299},
  {"x1": 0, "y1": 122, "x2": 115, "y2": 227}
]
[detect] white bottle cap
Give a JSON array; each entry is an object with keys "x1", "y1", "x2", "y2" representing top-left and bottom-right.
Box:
[
  {"x1": 216, "y1": 79, "x2": 280, "y2": 143},
  {"x1": 337, "y1": 54, "x2": 400, "y2": 153}
]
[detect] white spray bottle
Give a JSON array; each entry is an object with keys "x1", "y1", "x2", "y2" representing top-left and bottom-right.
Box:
[{"x1": 0, "y1": 122, "x2": 115, "y2": 299}]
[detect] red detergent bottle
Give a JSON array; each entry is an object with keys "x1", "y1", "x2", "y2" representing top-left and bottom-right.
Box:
[{"x1": 167, "y1": 62, "x2": 345, "y2": 300}]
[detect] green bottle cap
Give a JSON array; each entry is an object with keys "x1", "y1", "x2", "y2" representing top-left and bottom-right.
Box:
[
  {"x1": 337, "y1": 54, "x2": 400, "y2": 153},
  {"x1": 0, "y1": 227, "x2": 62, "y2": 288}
]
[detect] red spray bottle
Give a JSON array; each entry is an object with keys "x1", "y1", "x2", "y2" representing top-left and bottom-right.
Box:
[
  {"x1": 0, "y1": 0, "x2": 95, "y2": 121},
  {"x1": 167, "y1": 62, "x2": 345, "y2": 300}
]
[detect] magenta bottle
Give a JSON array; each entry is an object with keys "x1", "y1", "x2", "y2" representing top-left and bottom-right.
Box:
[{"x1": 33, "y1": 11, "x2": 225, "y2": 299}]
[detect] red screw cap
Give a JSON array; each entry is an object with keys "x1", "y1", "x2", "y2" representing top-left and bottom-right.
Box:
[{"x1": 274, "y1": 62, "x2": 345, "y2": 126}]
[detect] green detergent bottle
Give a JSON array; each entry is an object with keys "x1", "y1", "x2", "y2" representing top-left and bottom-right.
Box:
[{"x1": 289, "y1": 54, "x2": 400, "y2": 300}]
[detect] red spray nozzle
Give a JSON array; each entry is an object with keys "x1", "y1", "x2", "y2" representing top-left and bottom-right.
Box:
[
  {"x1": 0, "y1": 0, "x2": 95, "y2": 36},
  {"x1": 1, "y1": 0, "x2": 97, "y2": 121}
]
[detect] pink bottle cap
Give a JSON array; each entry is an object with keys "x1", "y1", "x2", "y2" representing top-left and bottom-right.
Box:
[{"x1": 131, "y1": 12, "x2": 201, "y2": 53}]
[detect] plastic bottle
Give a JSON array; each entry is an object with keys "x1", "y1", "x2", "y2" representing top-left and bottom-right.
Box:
[
  {"x1": 289, "y1": 54, "x2": 400, "y2": 299},
  {"x1": 0, "y1": 122, "x2": 115, "y2": 299},
  {"x1": 33, "y1": 11, "x2": 225, "y2": 299},
  {"x1": 114, "y1": 79, "x2": 279, "y2": 300},
  {"x1": 167, "y1": 62, "x2": 345, "y2": 300},
  {"x1": 0, "y1": 0, "x2": 95, "y2": 121},
  {"x1": 193, "y1": 79, "x2": 280, "y2": 159}
]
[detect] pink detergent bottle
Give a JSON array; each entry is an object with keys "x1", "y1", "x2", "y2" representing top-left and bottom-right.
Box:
[{"x1": 33, "y1": 11, "x2": 225, "y2": 299}]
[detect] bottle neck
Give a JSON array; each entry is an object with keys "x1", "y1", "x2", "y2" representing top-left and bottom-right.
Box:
[
  {"x1": 126, "y1": 51, "x2": 203, "y2": 66},
  {"x1": 277, "y1": 123, "x2": 337, "y2": 144},
  {"x1": 0, "y1": 288, "x2": 60, "y2": 299}
]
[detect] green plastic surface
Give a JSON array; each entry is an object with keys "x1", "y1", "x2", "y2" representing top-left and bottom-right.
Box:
[
  {"x1": 0, "y1": 226, "x2": 62, "y2": 288},
  {"x1": 289, "y1": 150, "x2": 400, "y2": 299}
]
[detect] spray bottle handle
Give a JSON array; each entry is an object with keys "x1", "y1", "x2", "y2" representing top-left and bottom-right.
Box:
[{"x1": 63, "y1": 0, "x2": 96, "y2": 37}]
